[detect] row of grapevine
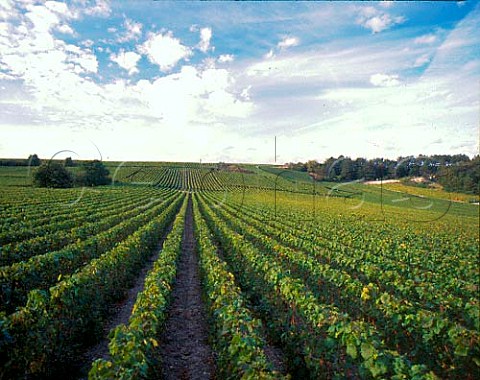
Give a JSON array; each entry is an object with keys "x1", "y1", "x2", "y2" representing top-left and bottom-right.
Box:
[
  {"x1": 213, "y1": 191, "x2": 478, "y2": 329},
  {"x1": 0, "y1": 185, "x2": 144, "y2": 220},
  {"x1": 0, "y1": 189, "x2": 175, "y2": 266},
  {"x1": 89, "y1": 196, "x2": 189, "y2": 379},
  {"x1": 210, "y1": 191, "x2": 479, "y2": 315},
  {"x1": 109, "y1": 163, "x2": 323, "y2": 193},
  {"x1": 192, "y1": 195, "x2": 286, "y2": 379},
  {"x1": 196, "y1": 194, "x2": 436, "y2": 379},
  {"x1": 112, "y1": 165, "x2": 217, "y2": 190},
  {"x1": 0, "y1": 186, "x2": 96, "y2": 209},
  {"x1": 0, "y1": 194, "x2": 184, "y2": 378},
  {"x1": 0, "y1": 186, "x2": 161, "y2": 244},
  {"x1": 203, "y1": 193, "x2": 478, "y2": 376},
  {"x1": 0, "y1": 191, "x2": 180, "y2": 313},
  {"x1": 256, "y1": 195, "x2": 476, "y2": 328}
]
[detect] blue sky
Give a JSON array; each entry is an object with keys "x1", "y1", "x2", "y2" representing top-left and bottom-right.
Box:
[{"x1": 0, "y1": 0, "x2": 478, "y2": 163}]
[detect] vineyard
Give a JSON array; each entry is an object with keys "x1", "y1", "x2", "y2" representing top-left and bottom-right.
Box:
[{"x1": 0, "y1": 163, "x2": 478, "y2": 379}]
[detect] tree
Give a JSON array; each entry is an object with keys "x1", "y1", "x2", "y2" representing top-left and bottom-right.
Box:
[
  {"x1": 363, "y1": 161, "x2": 377, "y2": 181},
  {"x1": 78, "y1": 160, "x2": 110, "y2": 186},
  {"x1": 311, "y1": 164, "x2": 326, "y2": 181},
  {"x1": 64, "y1": 157, "x2": 75, "y2": 167},
  {"x1": 354, "y1": 158, "x2": 367, "y2": 179},
  {"x1": 382, "y1": 159, "x2": 397, "y2": 179},
  {"x1": 323, "y1": 157, "x2": 339, "y2": 180},
  {"x1": 395, "y1": 159, "x2": 409, "y2": 178},
  {"x1": 438, "y1": 156, "x2": 479, "y2": 194},
  {"x1": 27, "y1": 154, "x2": 41, "y2": 166},
  {"x1": 33, "y1": 162, "x2": 74, "y2": 188},
  {"x1": 340, "y1": 158, "x2": 356, "y2": 181},
  {"x1": 305, "y1": 160, "x2": 320, "y2": 173}
]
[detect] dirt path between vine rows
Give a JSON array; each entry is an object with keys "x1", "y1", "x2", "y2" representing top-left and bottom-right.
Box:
[
  {"x1": 158, "y1": 196, "x2": 216, "y2": 379},
  {"x1": 73, "y1": 220, "x2": 175, "y2": 379}
]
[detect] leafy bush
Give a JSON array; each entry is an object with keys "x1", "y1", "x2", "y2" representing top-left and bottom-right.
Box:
[
  {"x1": 33, "y1": 162, "x2": 74, "y2": 188},
  {"x1": 77, "y1": 160, "x2": 110, "y2": 186}
]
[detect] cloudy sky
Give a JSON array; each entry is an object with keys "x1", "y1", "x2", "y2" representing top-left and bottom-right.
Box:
[{"x1": 1, "y1": 0, "x2": 478, "y2": 163}]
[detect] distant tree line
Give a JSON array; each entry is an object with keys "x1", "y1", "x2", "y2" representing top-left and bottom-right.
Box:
[
  {"x1": 286, "y1": 154, "x2": 479, "y2": 194},
  {"x1": 8, "y1": 154, "x2": 112, "y2": 188},
  {"x1": 0, "y1": 154, "x2": 42, "y2": 166},
  {"x1": 0, "y1": 154, "x2": 79, "y2": 167}
]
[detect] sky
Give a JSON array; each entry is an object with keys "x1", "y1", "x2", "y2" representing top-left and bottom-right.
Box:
[{"x1": 0, "y1": 0, "x2": 479, "y2": 164}]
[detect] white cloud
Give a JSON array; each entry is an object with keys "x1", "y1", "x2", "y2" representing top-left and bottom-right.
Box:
[
  {"x1": 413, "y1": 54, "x2": 430, "y2": 68},
  {"x1": 198, "y1": 27, "x2": 212, "y2": 52},
  {"x1": 370, "y1": 73, "x2": 401, "y2": 87},
  {"x1": 110, "y1": 50, "x2": 141, "y2": 75},
  {"x1": 247, "y1": 41, "x2": 416, "y2": 83},
  {"x1": 0, "y1": 2, "x2": 252, "y2": 151},
  {"x1": 139, "y1": 31, "x2": 191, "y2": 72},
  {"x1": 132, "y1": 65, "x2": 252, "y2": 126},
  {"x1": 218, "y1": 54, "x2": 234, "y2": 63},
  {"x1": 360, "y1": 6, "x2": 378, "y2": 18},
  {"x1": 204, "y1": 89, "x2": 252, "y2": 118},
  {"x1": 0, "y1": 71, "x2": 15, "y2": 80},
  {"x1": 56, "y1": 24, "x2": 75, "y2": 35},
  {"x1": 262, "y1": 36, "x2": 299, "y2": 61},
  {"x1": 84, "y1": 0, "x2": 110, "y2": 17},
  {"x1": 437, "y1": 37, "x2": 471, "y2": 52},
  {"x1": 305, "y1": 8, "x2": 480, "y2": 160},
  {"x1": 243, "y1": 24, "x2": 480, "y2": 160},
  {"x1": 357, "y1": 6, "x2": 405, "y2": 33},
  {"x1": 414, "y1": 34, "x2": 437, "y2": 44},
  {"x1": 1, "y1": 0, "x2": 477, "y2": 163},
  {"x1": 73, "y1": 53, "x2": 98, "y2": 73},
  {"x1": 264, "y1": 49, "x2": 275, "y2": 59},
  {"x1": 117, "y1": 18, "x2": 142, "y2": 43},
  {"x1": 25, "y1": 4, "x2": 61, "y2": 32},
  {"x1": 65, "y1": 43, "x2": 98, "y2": 72},
  {"x1": 0, "y1": 0, "x2": 14, "y2": 13},
  {"x1": 278, "y1": 36, "x2": 299, "y2": 49},
  {"x1": 365, "y1": 14, "x2": 405, "y2": 33},
  {"x1": 310, "y1": 63, "x2": 478, "y2": 159},
  {"x1": 241, "y1": 85, "x2": 252, "y2": 101},
  {"x1": 18, "y1": 1, "x2": 75, "y2": 38},
  {"x1": 81, "y1": 39, "x2": 94, "y2": 47},
  {"x1": 0, "y1": 2, "x2": 15, "y2": 21},
  {"x1": 45, "y1": 1, "x2": 71, "y2": 17},
  {"x1": 202, "y1": 57, "x2": 216, "y2": 69},
  {"x1": 0, "y1": 2, "x2": 101, "y2": 120}
]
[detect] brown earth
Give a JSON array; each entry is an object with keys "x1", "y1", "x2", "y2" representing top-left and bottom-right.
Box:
[{"x1": 158, "y1": 196, "x2": 216, "y2": 380}]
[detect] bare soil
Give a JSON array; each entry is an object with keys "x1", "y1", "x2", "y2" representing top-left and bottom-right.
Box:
[
  {"x1": 158, "y1": 196, "x2": 216, "y2": 380},
  {"x1": 363, "y1": 179, "x2": 400, "y2": 185},
  {"x1": 72, "y1": 222, "x2": 175, "y2": 379}
]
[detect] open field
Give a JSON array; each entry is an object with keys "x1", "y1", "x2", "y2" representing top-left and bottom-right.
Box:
[
  {"x1": 368, "y1": 181, "x2": 479, "y2": 204},
  {"x1": 0, "y1": 163, "x2": 478, "y2": 379}
]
